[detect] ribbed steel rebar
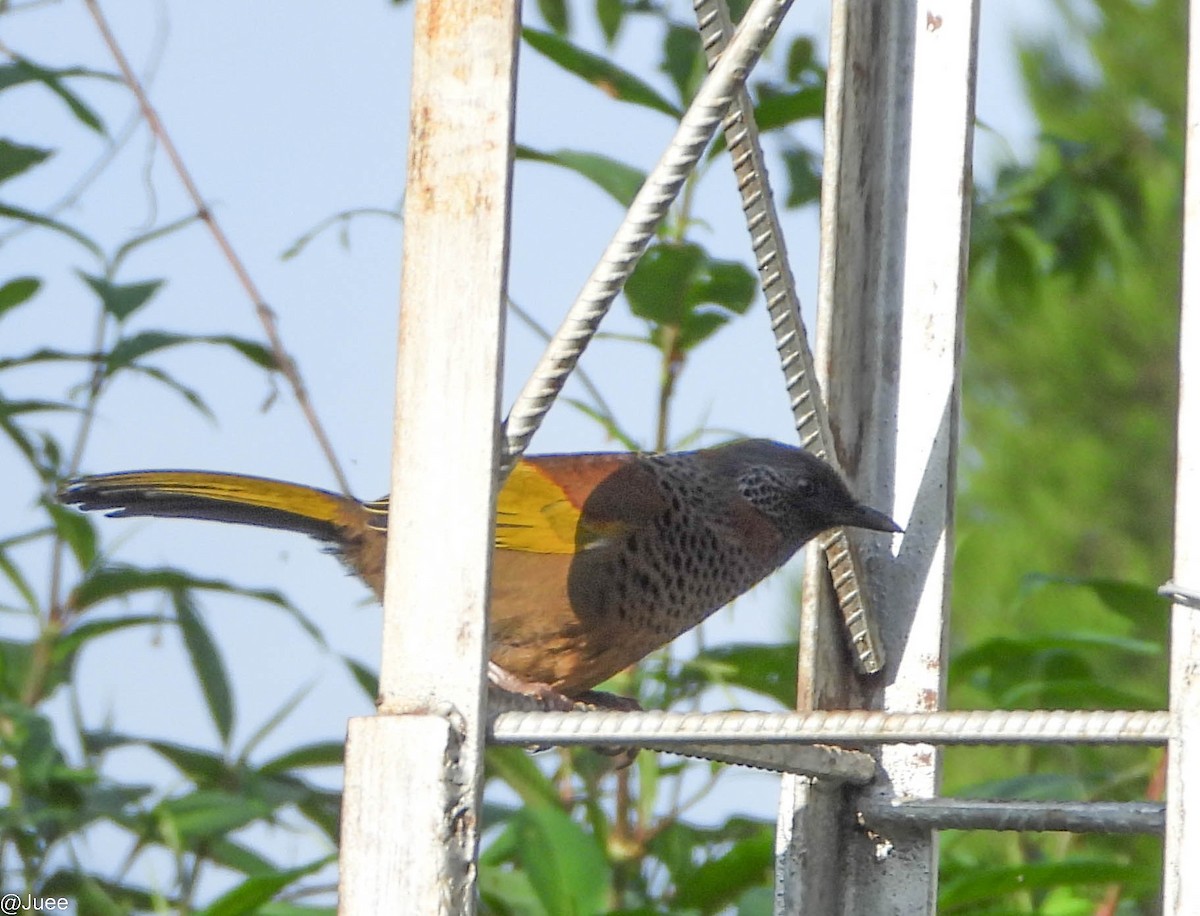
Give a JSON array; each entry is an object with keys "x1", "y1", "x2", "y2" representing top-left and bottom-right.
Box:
[
  {"x1": 646, "y1": 742, "x2": 876, "y2": 783},
  {"x1": 858, "y1": 799, "x2": 1166, "y2": 835},
  {"x1": 692, "y1": 0, "x2": 886, "y2": 674},
  {"x1": 490, "y1": 709, "x2": 1170, "y2": 746},
  {"x1": 1160, "y1": 580, "x2": 1200, "y2": 609}
]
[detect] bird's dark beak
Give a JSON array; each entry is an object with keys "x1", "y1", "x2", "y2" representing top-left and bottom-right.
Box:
[{"x1": 840, "y1": 502, "x2": 903, "y2": 534}]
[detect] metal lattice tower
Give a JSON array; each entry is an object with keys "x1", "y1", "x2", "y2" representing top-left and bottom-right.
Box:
[{"x1": 337, "y1": 0, "x2": 1200, "y2": 912}]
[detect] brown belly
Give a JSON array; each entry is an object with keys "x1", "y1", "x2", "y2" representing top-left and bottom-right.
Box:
[{"x1": 487, "y1": 549, "x2": 670, "y2": 694}]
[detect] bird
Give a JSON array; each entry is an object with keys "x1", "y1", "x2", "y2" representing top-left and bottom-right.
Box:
[{"x1": 59, "y1": 439, "x2": 899, "y2": 700}]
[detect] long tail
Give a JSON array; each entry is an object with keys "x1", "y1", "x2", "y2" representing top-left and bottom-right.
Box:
[{"x1": 57, "y1": 470, "x2": 365, "y2": 544}]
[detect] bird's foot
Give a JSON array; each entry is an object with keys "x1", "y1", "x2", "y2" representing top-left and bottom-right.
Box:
[
  {"x1": 567, "y1": 690, "x2": 642, "y2": 768},
  {"x1": 569, "y1": 690, "x2": 643, "y2": 713},
  {"x1": 487, "y1": 662, "x2": 576, "y2": 712},
  {"x1": 486, "y1": 665, "x2": 641, "y2": 767}
]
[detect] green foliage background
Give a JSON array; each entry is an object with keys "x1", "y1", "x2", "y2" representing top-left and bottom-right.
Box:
[{"x1": 0, "y1": 0, "x2": 1184, "y2": 912}]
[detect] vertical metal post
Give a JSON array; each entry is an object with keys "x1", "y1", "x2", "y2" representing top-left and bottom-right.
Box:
[
  {"x1": 777, "y1": 1, "x2": 978, "y2": 912},
  {"x1": 337, "y1": 0, "x2": 519, "y2": 909},
  {"x1": 1164, "y1": 1, "x2": 1200, "y2": 908}
]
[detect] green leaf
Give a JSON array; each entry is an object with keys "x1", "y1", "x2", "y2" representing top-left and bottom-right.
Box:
[
  {"x1": 625, "y1": 243, "x2": 707, "y2": 325},
  {"x1": 517, "y1": 145, "x2": 646, "y2": 208},
  {"x1": 122, "y1": 363, "x2": 215, "y2": 420},
  {"x1": 626, "y1": 244, "x2": 756, "y2": 350},
  {"x1": 954, "y1": 772, "x2": 1092, "y2": 802},
  {"x1": 53, "y1": 615, "x2": 163, "y2": 672},
  {"x1": 238, "y1": 680, "x2": 318, "y2": 763},
  {"x1": 661, "y1": 25, "x2": 704, "y2": 105},
  {"x1": 0, "y1": 396, "x2": 76, "y2": 419},
  {"x1": 754, "y1": 86, "x2": 825, "y2": 131},
  {"x1": 595, "y1": 0, "x2": 624, "y2": 44},
  {"x1": 513, "y1": 801, "x2": 611, "y2": 916},
  {"x1": 1019, "y1": 573, "x2": 1167, "y2": 626},
  {"x1": 45, "y1": 501, "x2": 98, "y2": 570},
  {"x1": 341, "y1": 654, "x2": 378, "y2": 700},
  {"x1": 205, "y1": 837, "x2": 279, "y2": 877},
  {"x1": 0, "y1": 201, "x2": 103, "y2": 256},
  {"x1": 681, "y1": 642, "x2": 799, "y2": 707},
  {"x1": 104, "y1": 330, "x2": 277, "y2": 373},
  {"x1": 682, "y1": 259, "x2": 757, "y2": 345},
  {"x1": 523, "y1": 28, "x2": 681, "y2": 118},
  {"x1": 0, "y1": 542, "x2": 40, "y2": 614},
  {"x1": 0, "y1": 346, "x2": 91, "y2": 373},
  {"x1": 0, "y1": 59, "x2": 111, "y2": 133},
  {"x1": 71, "y1": 877, "x2": 127, "y2": 916},
  {"x1": 781, "y1": 146, "x2": 821, "y2": 208},
  {"x1": 174, "y1": 590, "x2": 235, "y2": 744},
  {"x1": 0, "y1": 139, "x2": 53, "y2": 184},
  {"x1": 40, "y1": 872, "x2": 158, "y2": 914},
  {"x1": 295, "y1": 788, "x2": 342, "y2": 842},
  {"x1": 674, "y1": 826, "x2": 773, "y2": 912},
  {"x1": 259, "y1": 741, "x2": 345, "y2": 774},
  {"x1": 480, "y1": 864, "x2": 547, "y2": 915},
  {"x1": 257, "y1": 906, "x2": 337, "y2": 916},
  {"x1": 1000, "y1": 677, "x2": 1161, "y2": 710},
  {"x1": 737, "y1": 886, "x2": 773, "y2": 916},
  {"x1": 785, "y1": 36, "x2": 818, "y2": 83},
  {"x1": 146, "y1": 738, "x2": 230, "y2": 785},
  {"x1": 0, "y1": 277, "x2": 41, "y2": 319},
  {"x1": 0, "y1": 399, "x2": 40, "y2": 468},
  {"x1": 111, "y1": 213, "x2": 202, "y2": 272},
  {"x1": 674, "y1": 311, "x2": 731, "y2": 351},
  {"x1": 198, "y1": 859, "x2": 332, "y2": 916},
  {"x1": 485, "y1": 746, "x2": 561, "y2": 808},
  {"x1": 939, "y1": 858, "x2": 1158, "y2": 910},
  {"x1": 78, "y1": 272, "x2": 164, "y2": 321},
  {"x1": 692, "y1": 259, "x2": 757, "y2": 312},
  {"x1": 70, "y1": 564, "x2": 293, "y2": 612},
  {"x1": 154, "y1": 788, "x2": 271, "y2": 844},
  {"x1": 536, "y1": 0, "x2": 570, "y2": 34}
]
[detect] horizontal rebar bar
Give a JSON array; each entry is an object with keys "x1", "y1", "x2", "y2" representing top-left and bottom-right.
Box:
[
  {"x1": 489, "y1": 709, "x2": 1170, "y2": 747},
  {"x1": 858, "y1": 799, "x2": 1165, "y2": 835},
  {"x1": 1160, "y1": 580, "x2": 1200, "y2": 609}
]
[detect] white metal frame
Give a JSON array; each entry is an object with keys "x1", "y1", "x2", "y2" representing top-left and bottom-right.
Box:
[
  {"x1": 337, "y1": 0, "x2": 1199, "y2": 911},
  {"x1": 1164, "y1": 0, "x2": 1200, "y2": 903},
  {"x1": 338, "y1": 0, "x2": 518, "y2": 908}
]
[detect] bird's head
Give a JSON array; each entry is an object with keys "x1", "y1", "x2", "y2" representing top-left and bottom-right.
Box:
[{"x1": 713, "y1": 439, "x2": 902, "y2": 549}]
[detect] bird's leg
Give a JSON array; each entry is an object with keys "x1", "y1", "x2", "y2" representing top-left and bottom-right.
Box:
[
  {"x1": 486, "y1": 664, "x2": 641, "y2": 768},
  {"x1": 486, "y1": 662, "x2": 576, "y2": 711}
]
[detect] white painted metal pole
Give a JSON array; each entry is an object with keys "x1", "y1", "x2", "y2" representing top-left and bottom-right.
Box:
[
  {"x1": 1163, "y1": 1, "x2": 1200, "y2": 908},
  {"x1": 338, "y1": 0, "x2": 519, "y2": 909},
  {"x1": 778, "y1": 1, "x2": 978, "y2": 913}
]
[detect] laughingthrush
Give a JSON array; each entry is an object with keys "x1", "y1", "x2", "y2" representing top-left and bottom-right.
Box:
[{"x1": 59, "y1": 439, "x2": 899, "y2": 697}]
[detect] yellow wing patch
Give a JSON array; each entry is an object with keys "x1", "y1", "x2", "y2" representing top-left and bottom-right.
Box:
[
  {"x1": 494, "y1": 455, "x2": 641, "y2": 555},
  {"x1": 494, "y1": 461, "x2": 584, "y2": 554}
]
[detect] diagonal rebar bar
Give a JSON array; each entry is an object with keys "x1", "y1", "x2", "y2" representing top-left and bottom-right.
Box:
[{"x1": 692, "y1": 0, "x2": 887, "y2": 674}]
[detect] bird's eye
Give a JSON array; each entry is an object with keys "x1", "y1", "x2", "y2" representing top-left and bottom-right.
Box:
[{"x1": 794, "y1": 477, "x2": 815, "y2": 495}]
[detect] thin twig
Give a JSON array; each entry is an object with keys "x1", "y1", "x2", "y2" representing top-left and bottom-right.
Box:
[{"x1": 82, "y1": 0, "x2": 352, "y2": 494}]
